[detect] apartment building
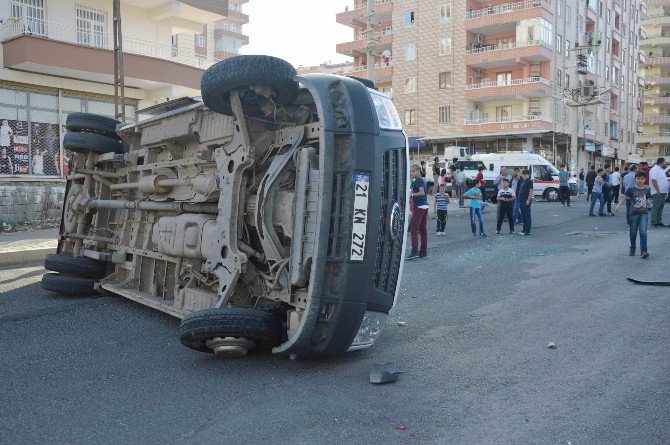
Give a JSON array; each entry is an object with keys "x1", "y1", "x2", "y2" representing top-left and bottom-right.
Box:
[
  {"x1": 0, "y1": 0, "x2": 228, "y2": 223},
  {"x1": 337, "y1": 0, "x2": 643, "y2": 169},
  {"x1": 297, "y1": 61, "x2": 354, "y2": 75},
  {"x1": 213, "y1": 0, "x2": 248, "y2": 60},
  {"x1": 638, "y1": 0, "x2": 670, "y2": 161}
]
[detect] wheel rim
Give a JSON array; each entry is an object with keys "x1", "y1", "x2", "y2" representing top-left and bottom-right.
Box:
[
  {"x1": 547, "y1": 190, "x2": 558, "y2": 201},
  {"x1": 205, "y1": 337, "x2": 256, "y2": 357}
]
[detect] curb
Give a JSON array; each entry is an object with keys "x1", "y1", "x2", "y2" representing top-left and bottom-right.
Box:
[{"x1": 0, "y1": 247, "x2": 55, "y2": 266}]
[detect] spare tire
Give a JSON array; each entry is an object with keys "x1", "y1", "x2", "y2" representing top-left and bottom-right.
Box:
[
  {"x1": 66, "y1": 112, "x2": 121, "y2": 139},
  {"x1": 179, "y1": 307, "x2": 283, "y2": 353},
  {"x1": 44, "y1": 253, "x2": 107, "y2": 279},
  {"x1": 63, "y1": 131, "x2": 125, "y2": 154},
  {"x1": 41, "y1": 272, "x2": 98, "y2": 296},
  {"x1": 201, "y1": 55, "x2": 299, "y2": 115}
]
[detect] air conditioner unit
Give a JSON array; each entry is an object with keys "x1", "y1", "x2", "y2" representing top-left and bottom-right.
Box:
[{"x1": 475, "y1": 69, "x2": 484, "y2": 77}]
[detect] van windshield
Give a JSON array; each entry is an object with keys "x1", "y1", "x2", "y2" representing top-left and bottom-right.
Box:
[
  {"x1": 456, "y1": 161, "x2": 485, "y2": 171},
  {"x1": 546, "y1": 164, "x2": 560, "y2": 175}
]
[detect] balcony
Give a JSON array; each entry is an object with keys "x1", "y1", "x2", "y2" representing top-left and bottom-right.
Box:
[
  {"x1": 637, "y1": 133, "x2": 670, "y2": 144},
  {"x1": 642, "y1": 33, "x2": 670, "y2": 47},
  {"x1": 641, "y1": 13, "x2": 670, "y2": 26},
  {"x1": 641, "y1": 115, "x2": 670, "y2": 124},
  {"x1": 213, "y1": 28, "x2": 249, "y2": 45},
  {"x1": 465, "y1": 77, "x2": 552, "y2": 100},
  {"x1": 645, "y1": 76, "x2": 670, "y2": 86},
  {"x1": 348, "y1": 60, "x2": 394, "y2": 83},
  {"x1": 644, "y1": 94, "x2": 670, "y2": 105},
  {"x1": 463, "y1": 115, "x2": 554, "y2": 134},
  {"x1": 466, "y1": 0, "x2": 552, "y2": 33},
  {"x1": 336, "y1": 31, "x2": 393, "y2": 57},
  {"x1": 0, "y1": 17, "x2": 216, "y2": 90},
  {"x1": 336, "y1": 1, "x2": 394, "y2": 27},
  {"x1": 646, "y1": 56, "x2": 670, "y2": 66},
  {"x1": 465, "y1": 40, "x2": 553, "y2": 68},
  {"x1": 226, "y1": 10, "x2": 249, "y2": 24}
]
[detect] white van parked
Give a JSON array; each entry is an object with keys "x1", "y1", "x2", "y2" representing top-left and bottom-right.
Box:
[{"x1": 471, "y1": 153, "x2": 575, "y2": 201}]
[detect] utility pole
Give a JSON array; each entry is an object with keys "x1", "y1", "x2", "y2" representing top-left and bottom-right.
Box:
[
  {"x1": 365, "y1": 0, "x2": 377, "y2": 85},
  {"x1": 113, "y1": 0, "x2": 126, "y2": 121},
  {"x1": 567, "y1": 45, "x2": 599, "y2": 172}
]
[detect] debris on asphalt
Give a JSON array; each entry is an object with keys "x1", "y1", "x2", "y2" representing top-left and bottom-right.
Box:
[
  {"x1": 397, "y1": 321, "x2": 407, "y2": 326},
  {"x1": 547, "y1": 342, "x2": 556, "y2": 349},
  {"x1": 370, "y1": 362, "x2": 403, "y2": 384},
  {"x1": 393, "y1": 425, "x2": 406, "y2": 431}
]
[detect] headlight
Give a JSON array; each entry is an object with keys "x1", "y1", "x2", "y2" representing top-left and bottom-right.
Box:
[
  {"x1": 370, "y1": 93, "x2": 402, "y2": 130},
  {"x1": 347, "y1": 311, "x2": 388, "y2": 351}
]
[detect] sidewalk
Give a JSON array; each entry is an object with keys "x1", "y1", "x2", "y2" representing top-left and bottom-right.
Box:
[{"x1": 0, "y1": 229, "x2": 58, "y2": 266}]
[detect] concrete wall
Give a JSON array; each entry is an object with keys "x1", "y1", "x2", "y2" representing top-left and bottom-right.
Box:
[{"x1": 0, "y1": 181, "x2": 64, "y2": 223}]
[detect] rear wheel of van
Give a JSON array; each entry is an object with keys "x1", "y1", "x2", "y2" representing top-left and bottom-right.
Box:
[
  {"x1": 66, "y1": 112, "x2": 122, "y2": 139},
  {"x1": 63, "y1": 132, "x2": 126, "y2": 155},
  {"x1": 44, "y1": 253, "x2": 107, "y2": 279},
  {"x1": 40, "y1": 272, "x2": 98, "y2": 296},
  {"x1": 544, "y1": 188, "x2": 559, "y2": 202}
]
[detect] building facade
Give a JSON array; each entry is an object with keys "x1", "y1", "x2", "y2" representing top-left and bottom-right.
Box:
[
  {"x1": 638, "y1": 0, "x2": 670, "y2": 162},
  {"x1": 213, "y1": 0, "x2": 249, "y2": 60},
  {"x1": 337, "y1": 0, "x2": 643, "y2": 169},
  {"x1": 0, "y1": 0, "x2": 228, "y2": 223}
]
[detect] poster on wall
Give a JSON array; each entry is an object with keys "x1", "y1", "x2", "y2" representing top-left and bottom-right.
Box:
[
  {"x1": 0, "y1": 119, "x2": 29, "y2": 174},
  {"x1": 31, "y1": 122, "x2": 60, "y2": 176}
]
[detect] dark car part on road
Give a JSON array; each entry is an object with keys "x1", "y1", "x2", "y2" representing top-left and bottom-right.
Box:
[
  {"x1": 65, "y1": 112, "x2": 122, "y2": 139},
  {"x1": 63, "y1": 131, "x2": 125, "y2": 154},
  {"x1": 44, "y1": 254, "x2": 107, "y2": 279},
  {"x1": 40, "y1": 272, "x2": 98, "y2": 295},
  {"x1": 370, "y1": 362, "x2": 403, "y2": 384},
  {"x1": 179, "y1": 308, "x2": 283, "y2": 356},
  {"x1": 626, "y1": 278, "x2": 670, "y2": 286}
]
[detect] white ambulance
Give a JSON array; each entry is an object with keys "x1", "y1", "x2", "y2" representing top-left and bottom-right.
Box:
[{"x1": 471, "y1": 153, "x2": 574, "y2": 201}]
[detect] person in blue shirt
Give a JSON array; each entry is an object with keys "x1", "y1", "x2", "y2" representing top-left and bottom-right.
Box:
[
  {"x1": 517, "y1": 169, "x2": 534, "y2": 235},
  {"x1": 463, "y1": 179, "x2": 486, "y2": 237},
  {"x1": 558, "y1": 164, "x2": 571, "y2": 207}
]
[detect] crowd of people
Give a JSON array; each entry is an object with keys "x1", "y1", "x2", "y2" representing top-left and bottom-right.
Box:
[{"x1": 406, "y1": 157, "x2": 669, "y2": 261}]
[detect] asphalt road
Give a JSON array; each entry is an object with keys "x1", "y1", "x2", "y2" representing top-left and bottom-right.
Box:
[{"x1": 1, "y1": 199, "x2": 669, "y2": 445}]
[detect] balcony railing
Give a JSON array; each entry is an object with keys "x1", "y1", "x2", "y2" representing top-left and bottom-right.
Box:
[
  {"x1": 466, "y1": 39, "x2": 551, "y2": 55},
  {"x1": 466, "y1": 0, "x2": 545, "y2": 20},
  {"x1": 465, "y1": 114, "x2": 549, "y2": 125},
  {"x1": 636, "y1": 133, "x2": 670, "y2": 144},
  {"x1": 0, "y1": 17, "x2": 219, "y2": 70},
  {"x1": 465, "y1": 76, "x2": 551, "y2": 90},
  {"x1": 641, "y1": 115, "x2": 670, "y2": 124},
  {"x1": 645, "y1": 76, "x2": 670, "y2": 85}
]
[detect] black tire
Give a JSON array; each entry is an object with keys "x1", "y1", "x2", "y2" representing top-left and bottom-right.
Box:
[
  {"x1": 201, "y1": 55, "x2": 299, "y2": 115},
  {"x1": 544, "y1": 188, "x2": 559, "y2": 202},
  {"x1": 66, "y1": 112, "x2": 121, "y2": 138},
  {"x1": 347, "y1": 75, "x2": 376, "y2": 89},
  {"x1": 41, "y1": 272, "x2": 98, "y2": 296},
  {"x1": 179, "y1": 308, "x2": 283, "y2": 353},
  {"x1": 44, "y1": 253, "x2": 107, "y2": 279},
  {"x1": 63, "y1": 131, "x2": 125, "y2": 154}
]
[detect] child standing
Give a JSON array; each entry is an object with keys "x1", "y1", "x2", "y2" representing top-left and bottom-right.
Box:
[
  {"x1": 616, "y1": 171, "x2": 652, "y2": 258},
  {"x1": 496, "y1": 177, "x2": 515, "y2": 234},
  {"x1": 464, "y1": 179, "x2": 486, "y2": 237},
  {"x1": 433, "y1": 184, "x2": 449, "y2": 236}
]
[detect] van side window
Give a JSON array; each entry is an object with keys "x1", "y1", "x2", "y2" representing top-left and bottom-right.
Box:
[
  {"x1": 533, "y1": 165, "x2": 553, "y2": 181},
  {"x1": 489, "y1": 163, "x2": 494, "y2": 171}
]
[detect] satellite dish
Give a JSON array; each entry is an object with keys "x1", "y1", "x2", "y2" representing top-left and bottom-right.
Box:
[{"x1": 381, "y1": 49, "x2": 391, "y2": 58}]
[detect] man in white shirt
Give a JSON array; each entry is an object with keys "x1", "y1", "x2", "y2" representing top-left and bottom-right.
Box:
[
  {"x1": 649, "y1": 157, "x2": 668, "y2": 227},
  {"x1": 610, "y1": 166, "x2": 622, "y2": 204}
]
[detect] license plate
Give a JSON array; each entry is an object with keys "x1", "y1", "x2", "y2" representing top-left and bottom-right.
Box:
[{"x1": 350, "y1": 173, "x2": 370, "y2": 262}]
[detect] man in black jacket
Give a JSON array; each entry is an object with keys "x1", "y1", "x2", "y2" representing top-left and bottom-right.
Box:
[{"x1": 585, "y1": 165, "x2": 597, "y2": 201}]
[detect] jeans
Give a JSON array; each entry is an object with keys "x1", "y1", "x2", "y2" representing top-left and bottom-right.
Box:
[
  {"x1": 603, "y1": 187, "x2": 612, "y2": 213},
  {"x1": 626, "y1": 200, "x2": 632, "y2": 226},
  {"x1": 497, "y1": 203, "x2": 514, "y2": 231},
  {"x1": 410, "y1": 207, "x2": 428, "y2": 254},
  {"x1": 629, "y1": 213, "x2": 649, "y2": 252},
  {"x1": 519, "y1": 202, "x2": 532, "y2": 234},
  {"x1": 457, "y1": 183, "x2": 466, "y2": 207},
  {"x1": 589, "y1": 191, "x2": 605, "y2": 215},
  {"x1": 513, "y1": 200, "x2": 521, "y2": 223},
  {"x1": 436, "y1": 209, "x2": 448, "y2": 232},
  {"x1": 559, "y1": 186, "x2": 571, "y2": 205},
  {"x1": 612, "y1": 184, "x2": 620, "y2": 203},
  {"x1": 650, "y1": 193, "x2": 667, "y2": 225},
  {"x1": 579, "y1": 180, "x2": 585, "y2": 194},
  {"x1": 469, "y1": 207, "x2": 484, "y2": 234}
]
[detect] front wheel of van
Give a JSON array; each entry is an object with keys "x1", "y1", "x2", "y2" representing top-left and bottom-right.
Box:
[{"x1": 544, "y1": 188, "x2": 559, "y2": 202}]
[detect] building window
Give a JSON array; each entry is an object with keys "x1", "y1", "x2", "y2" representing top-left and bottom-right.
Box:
[
  {"x1": 10, "y1": 0, "x2": 46, "y2": 35},
  {"x1": 404, "y1": 11, "x2": 415, "y2": 28},
  {"x1": 405, "y1": 77, "x2": 417, "y2": 93},
  {"x1": 439, "y1": 72, "x2": 452, "y2": 88},
  {"x1": 76, "y1": 6, "x2": 106, "y2": 48},
  {"x1": 496, "y1": 72, "x2": 512, "y2": 85},
  {"x1": 439, "y1": 106, "x2": 452, "y2": 123},
  {"x1": 439, "y1": 38, "x2": 452, "y2": 55},
  {"x1": 171, "y1": 34, "x2": 178, "y2": 45},
  {"x1": 439, "y1": 4, "x2": 452, "y2": 21},
  {"x1": 558, "y1": 69, "x2": 562, "y2": 86},
  {"x1": 404, "y1": 44, "x2": 416, "y2": 61},
  {"x1": 557, "y1": 0, "x2": 563, "y2": 15},
  {"x1": 380, "y1": 86, "x2": 393, "y2": 98},
  {"x1": 496, "y1": 105, "x2": 512, "y2": 121},
  {"x1": 566, "y1": 6, "x2": 572, "y2": 23},
  {"x1": 404, "y1": 109, "x2": 416, "y2": 125},
  {"x1": 565, "y1": 39, "x2": 570, "y2": 57},
  {"x1": 381, "y1": 26, "x2": 393, "y2": 36},
  {"x1": 598, "y1": 0, "x2": 603, "y2": 17},
  {"x1": 556, "y1": 34, "x2": 562, "y2": 51},
  {"x1": 196, "y1": 35, "x2": 205, "y2": 47},
  {"x1": 565, "y1": 73, "x2": 570, "y2": 87}
]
